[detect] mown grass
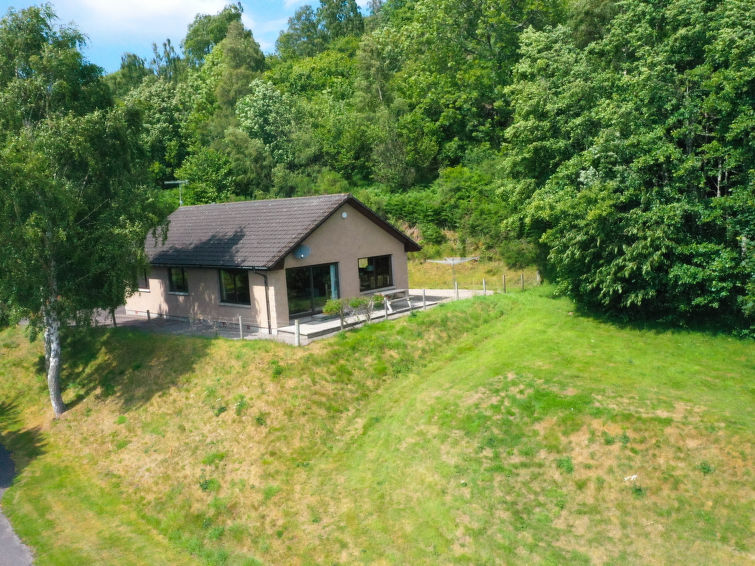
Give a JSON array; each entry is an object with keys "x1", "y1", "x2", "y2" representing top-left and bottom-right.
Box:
[
  {"x1": 0, "y1": 288, "x2": 753, "y2": 564},
  {"x1": 293, "y1": 291, "x2": 753, "y2": 564}
]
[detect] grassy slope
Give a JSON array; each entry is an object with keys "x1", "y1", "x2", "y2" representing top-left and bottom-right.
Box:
[
  {"x1": 407, "y1": 257, "x2": 539, "y2": 291},
  {"x1": 296, "y1": 291, "x2": 753, "y2": 564},
  {"x1": 0, "y1": 289, "x2": 753, "y2": 565}
]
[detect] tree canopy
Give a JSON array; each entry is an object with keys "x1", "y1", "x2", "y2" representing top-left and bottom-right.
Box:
[
  {"x1": 501, "y1": 0, "x2": 754, "y2": 325},
  {"x1": 4, "y1": 0, "x2": 750, "y2": 334},
  {"x1": 0, "y1": 5, "x2": 166, "y2": 415}
]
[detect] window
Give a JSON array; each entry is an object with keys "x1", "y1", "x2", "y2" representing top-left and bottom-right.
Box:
[
  {"x1": 168, "y1": 267, "x2": 188, "y2": 293},
  {"x1": 138, "y1": 270, "x2": 150, "y2": 291},
  {"x1": 219, "y1": 269, "x2": 250, "y2": 305},
  {"x1": 358, "y1": 255, "x2": 393, "y2": 292},
  {"x1": 286, "y1": 263, "x2": 339, "y2": 316}
]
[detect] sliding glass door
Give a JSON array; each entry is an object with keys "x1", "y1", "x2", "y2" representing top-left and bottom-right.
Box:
[{"x1": 286, "y1": 263, "x2": 339, "y2": 317}]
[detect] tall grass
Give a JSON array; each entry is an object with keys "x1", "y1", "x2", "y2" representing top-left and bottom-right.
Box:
[{"x1": 408, "y1": 257, "x2": 539, "y2": 291}]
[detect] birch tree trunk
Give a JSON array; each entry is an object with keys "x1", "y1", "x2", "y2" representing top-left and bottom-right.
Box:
[{"x1": 43, "y1": 304, "x2": 66, "y2": 418}]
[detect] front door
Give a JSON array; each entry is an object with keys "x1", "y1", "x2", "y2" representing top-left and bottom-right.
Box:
[{"x1": 286, "y1": 263, "x2": 339, "y2": 317}]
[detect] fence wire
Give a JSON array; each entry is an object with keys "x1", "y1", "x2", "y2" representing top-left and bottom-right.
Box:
[{"x1": 94, "y1": 280, "x2": 542, "y2": 345}]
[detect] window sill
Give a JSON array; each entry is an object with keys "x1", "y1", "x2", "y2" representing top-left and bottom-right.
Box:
[
  {"x1": 219, "y1": 302, "x2": 251, "y2": 307},
  {"x1": 168, "y1": 291, "x2": 189, "y2": 296},
  {"x1": 137, "y1": 288, "x2": 150, "y2": 293}
]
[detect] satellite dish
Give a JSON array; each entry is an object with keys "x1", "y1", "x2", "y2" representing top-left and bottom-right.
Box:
[{"x1": 293, "y1": 245, "x2": 311, "y2": 260}]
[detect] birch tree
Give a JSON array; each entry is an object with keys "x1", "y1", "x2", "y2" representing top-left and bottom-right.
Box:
[{"x1": 0, "y1": 6, "x2": 165, "y2": 417}]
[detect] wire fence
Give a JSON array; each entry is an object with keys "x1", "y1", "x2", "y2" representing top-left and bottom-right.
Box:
[
  {"x1": 409, "y1": 270, "x2": 543, "y2": 293},
  {"x1": 94, "y1": 308, "x2": 274, "y2": 341},
  {"x1": 94, "y1": 278, "x2": 543, "y2": 345}
]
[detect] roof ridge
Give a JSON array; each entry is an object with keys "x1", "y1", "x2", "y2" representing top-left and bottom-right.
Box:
[
  {"x1": 176, "y1": 193, "x2": 350, "y2": 209},
  {"x1": 147, "y1": 193, "x2": 419, "y2": 270}
]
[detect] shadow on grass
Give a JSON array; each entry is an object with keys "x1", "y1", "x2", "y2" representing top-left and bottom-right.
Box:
[
  {"x1": 57, "y1": 325, "x2": 212, "y2": 412},
  {"x1": 0, "y1": 399, "x2": 45, "y2": 480},
  {"x1": 561, "y1": 295, "x2": 749, "y2": 338}
]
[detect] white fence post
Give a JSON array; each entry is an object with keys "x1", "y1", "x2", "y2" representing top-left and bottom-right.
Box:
[
  {"x1": 422, "y1": 289, "x2": 426, "y2": 310},
  {"x1": 454, "y1": 281, "x2": 459, "y2": 301},
  {"x1": 483, "y1": 278, "x2": 487, "y2": 295},
  {"x1": 238, "y1": 315, "x2": 243, "y2": 339},
  {"x1": 294, "y1": 319, "x2": 301, "y2": 347}
]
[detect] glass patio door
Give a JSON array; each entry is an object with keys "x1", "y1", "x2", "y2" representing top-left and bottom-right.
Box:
[{"x1": 286, "y1": 263, "x2": 339, "y2": 317}]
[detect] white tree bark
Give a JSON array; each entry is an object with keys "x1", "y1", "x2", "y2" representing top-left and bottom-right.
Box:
[{"x1": 43, "y1": 303, "x2": 66, "y2": 418}]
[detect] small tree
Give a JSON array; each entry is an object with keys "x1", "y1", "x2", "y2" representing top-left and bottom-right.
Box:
[
  {"x1": 349, "y1": 294, "x2": 384, "y2": 324},
  {"x1": 323, "y1": 297, "x2": 349, "y2": 330}
]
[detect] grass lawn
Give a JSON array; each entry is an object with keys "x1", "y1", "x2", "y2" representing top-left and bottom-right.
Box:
[
  {"x1": 0, "y1": 288, "x2": 753, "y2": 564},
  {"x1": 408, "y1": 256, "x2": 540, "y2": 291}
]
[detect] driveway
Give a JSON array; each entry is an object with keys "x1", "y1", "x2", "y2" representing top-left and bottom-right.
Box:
[{"x1": 0, "y1": 445, "x2": 33, "y2": 566}]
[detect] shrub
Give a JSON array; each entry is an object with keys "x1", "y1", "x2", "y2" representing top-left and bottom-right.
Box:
[
  {"x1": 349, "y1": 294, "x2": 384, "y2": 323},
  {"x1": 499, "y1": 239, "x2": 540, "y2": 269},
  {"x1": 323, "y1": 298, "x2": 349, "y2": 329},
  {"x1": 419, "y1": 223, "x2": 446, "y2": 245}
]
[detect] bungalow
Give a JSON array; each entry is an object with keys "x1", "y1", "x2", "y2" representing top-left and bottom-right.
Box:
[{"x1": 125, "y1": 193, "x2": 421, "y2": 332}]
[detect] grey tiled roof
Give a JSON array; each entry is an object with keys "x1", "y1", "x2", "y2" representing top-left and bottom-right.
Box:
[{"x1": 146, "y1": 193, "x2": 420, "y2": 269}]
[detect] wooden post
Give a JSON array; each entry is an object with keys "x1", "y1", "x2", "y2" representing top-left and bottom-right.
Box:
[
  {"x1": 238, "y1": 315, "x2": 243, "y2": 340},
  {"x1": 294, "y1": 319, "x2": 301, "y2": 347},
  {"x1": 503, "y1": 273, "x2": 507, "y2": 293},
  {"x1": 454, "y1": 281, "x2": 459, "y2": 301},
  {"x1": 520, "y1": 272, "x2": 525, "y2": 290},
  {"x1": 147, "y1": 309, "x2": 151, "y2": 321},
  {"x1": 111, "y1": 308, "x2": 117, "y2": 327},
  {"x1": 422, "y1": 289, "x2": 427, "y2": 310},
  {"x1": 536, "y1": 270, "x2": 542, "y2": 285},
  {"x1": 483, "y1": 278, "x2": 487, "y2": 295}
]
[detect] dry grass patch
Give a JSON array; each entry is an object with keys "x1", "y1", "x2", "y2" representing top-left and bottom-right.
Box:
[
  {"x1": 2, "y1": 296, "x2": 505, "y2": 564},
  {"x1": 408, "y1": 257, "x2": 539, "y2": 290}
]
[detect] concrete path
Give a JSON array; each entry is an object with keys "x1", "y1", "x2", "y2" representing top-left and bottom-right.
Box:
[{"x1": 0, "y1": 446, "x2": 33, "y2": 566}]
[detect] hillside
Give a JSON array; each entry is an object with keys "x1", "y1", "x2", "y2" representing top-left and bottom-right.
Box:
[{"x1": 0, "y1": 289, "x2": 753, "y2": 564}]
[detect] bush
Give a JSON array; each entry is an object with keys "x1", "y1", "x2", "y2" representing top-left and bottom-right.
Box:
[
  {"x1": 419, "y1": 223, "x2": 446, "y2": 246},
  {"x1": 323, "y1": 298, "x2": 349, "y2": 329},
  {"x1": 349, "y1": 295, "x2": 383, "y2": 323},
  {"x1": 499, "y1": 239, "x2": 540, "y2": 269},
  {"x1": 324, "y1": 295, "x2": 386, "y2": 326}
]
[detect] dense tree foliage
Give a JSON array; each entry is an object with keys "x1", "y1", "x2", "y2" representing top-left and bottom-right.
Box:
[
  {"x1": 183, "y1": 2, "x2": 244, "y2": 67},
  {"x1": 0, "y1": 5, "x2": 166, "y2": 415},
  {"x1": 502, "y1": 0, "x2": 754, "y2": 326},
  {"x1": 5, "y1": 0, "x2": 750, "y2": 332}
]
